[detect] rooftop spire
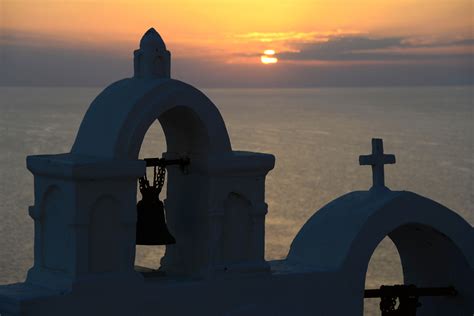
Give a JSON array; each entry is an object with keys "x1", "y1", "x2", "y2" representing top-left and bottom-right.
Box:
[
  {"x1": 134, "y1": 28, "x2": 171, "y2": 79},
  {"x1": 139, "y1": 28, "x2": 166, "y2": 51}
]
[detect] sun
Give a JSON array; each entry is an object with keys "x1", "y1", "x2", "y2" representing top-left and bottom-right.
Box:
[{"x1": 261, "y1": 49, "x2": 278, "y2": 64}]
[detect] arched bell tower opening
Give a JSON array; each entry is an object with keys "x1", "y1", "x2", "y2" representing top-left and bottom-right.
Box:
[
  {"x1": 381, "y1": 223, "x2": 469, "y2": 315},
  {"x1": 363, "y1": 237, "x2": 403, "y2": 315},
  {"x1": 287, "y1": 191, "x2": 474, "y2": 315},
  {"x1": 67, "y1": 72, "x2": 274, "y2": 279},
  {"x1": 134, "y1": 119, "x2": 167, "y2": 270},
  {"x1": 362, "y1": 222, "x2": 471, "y2": 315},
  {"x1": 133, "y1": 104, "x2": 213, "y2": 275},
  {"x1": 66, "y1": 75, "x2": 274, "y2": 277}
]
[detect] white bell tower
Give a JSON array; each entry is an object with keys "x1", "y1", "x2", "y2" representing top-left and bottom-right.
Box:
[{"x1": 23, "y1": 28, "x2": 275, "y2": 290}]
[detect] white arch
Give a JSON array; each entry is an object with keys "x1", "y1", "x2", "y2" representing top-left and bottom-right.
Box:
[
  {"x1": 72, "y1": 78, "x2": 231, "y2": 159},
  {"x1": 287, "y1": 190, "x2": 474, "y2": 315}
]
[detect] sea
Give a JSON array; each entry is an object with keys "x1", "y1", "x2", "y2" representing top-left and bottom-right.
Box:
[{"x1": 0, "y1": 85, "x2": 472, "y2": 315}]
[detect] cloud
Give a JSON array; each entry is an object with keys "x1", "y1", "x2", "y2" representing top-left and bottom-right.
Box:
[
  {"x1": 279, "y1": 37, "x2": 402, "y2": 60},
  {"x1": 278, "y1": 36, "x2": 474, "y2": 62},
  {"x1": 233, "y1": 30, "x2": 360, "y2": 43},
  {"x1": 0, "y1": 42, "x2": 131, "y2": 86},
  {"x1": 453, "y1": 38, "x2": 474, "y2": 46},
  {"x1": 0, "y1": 31, "x2": 472, "y2": 87}
]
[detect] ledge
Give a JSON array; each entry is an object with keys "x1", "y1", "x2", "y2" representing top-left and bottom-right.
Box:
[
  {"x1": 0, "y1": 283, "x2": 62, "y2": 315},
  {"x1": 27, "y1": 153, "x2": 145, "y2": 180},
  {"x1": 184, "y1": 151, "x2": 275, "y2": 176}
]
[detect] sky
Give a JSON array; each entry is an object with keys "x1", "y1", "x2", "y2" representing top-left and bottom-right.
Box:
[{"x1": 1, "y1": 0, "x2": 473, "y2": 87}]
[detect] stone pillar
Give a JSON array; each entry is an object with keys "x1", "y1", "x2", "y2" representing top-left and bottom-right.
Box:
[
  {"x1": 207, "y1": 207, "x2": 225, "y2": 273},
  {"x1": 250, "y1": 201, "x2": 269, "y2": 263},
  {"x1": 206, "y1": 151, "x2": 274, "y2": 273},
  {"x1": 26, "y1": 153, "x2": 144, "y2": 290}
]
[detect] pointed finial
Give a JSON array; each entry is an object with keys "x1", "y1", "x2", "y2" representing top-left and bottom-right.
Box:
[
  {"x1": 134, "y1": 27, "x2": 171, "y2": 79},
  {"x1": 139, "y1": 28, "x2": 166, "y2": 52}
]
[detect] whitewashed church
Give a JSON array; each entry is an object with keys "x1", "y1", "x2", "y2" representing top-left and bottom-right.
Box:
[{"x1": 0, "y1": 28, "x2": 472, "y2": 316}]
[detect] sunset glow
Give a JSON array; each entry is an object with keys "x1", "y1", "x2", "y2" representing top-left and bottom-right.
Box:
[
  {"x1": 261, "y1": 56, "x2": 278, "y2": 64},
  {"x1": 264, "y1": 50, "x2": 276, "y2": 56},
  {"x1": 0, "y1": 0, "x2": 472, "y2": 86},
  {"x1": 261, "y1": 49, "x2": 278, "y2": 64}
]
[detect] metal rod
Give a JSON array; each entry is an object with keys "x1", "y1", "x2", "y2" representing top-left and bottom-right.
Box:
[
  {"x1": 364, "y1": 286, "x2": 457, "y2": 298},
  {"x1": 144, "y1": 157, "x2": 190, "y2": 168}
]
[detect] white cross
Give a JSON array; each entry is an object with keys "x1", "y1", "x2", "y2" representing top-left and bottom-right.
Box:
[{"x1": 359, "y1": 138, "x2": 396, "y2": 190}]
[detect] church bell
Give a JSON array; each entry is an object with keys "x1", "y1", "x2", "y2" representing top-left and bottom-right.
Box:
[{"x1": 136, "y1": 165, "x2": 176, "y2": 245}]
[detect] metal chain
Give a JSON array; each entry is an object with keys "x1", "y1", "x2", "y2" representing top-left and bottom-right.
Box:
[
  {"x1": 380, "y1": 296, "x2": 397, "y2": 313},
  {"x1": 138, "y1": 174, "x2": 149, "y2": 192},
  {"x1": 138, "y1": 165, "x2": 166, "y2": 196},
  {"x1": 154, "y1": 165, "x2": 166, "y2": 194}
]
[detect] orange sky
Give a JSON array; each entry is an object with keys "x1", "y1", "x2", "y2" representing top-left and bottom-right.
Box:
[
  {"x1": 0, "y1": 0, "x2": 472, "y2": 87},
  {"x1": 2, "y1": 0, "x2": 472, "y2": 60}
]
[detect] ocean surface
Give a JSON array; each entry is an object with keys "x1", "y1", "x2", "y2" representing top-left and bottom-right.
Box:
[{"x1": 0, "y1": 86, "x2": 472, "y2": 314}]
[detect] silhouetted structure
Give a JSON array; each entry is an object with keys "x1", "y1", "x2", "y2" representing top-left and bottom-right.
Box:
[{"x1": 0, "y1": 28, "x2": 472, "y2": 316}]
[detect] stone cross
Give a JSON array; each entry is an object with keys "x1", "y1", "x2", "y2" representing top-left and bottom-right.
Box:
[{"x1": 359, "y1": 138, "x2": 396, "y2": 190}]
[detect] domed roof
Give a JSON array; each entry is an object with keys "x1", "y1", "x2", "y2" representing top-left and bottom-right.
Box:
[{"x1": 139, "y1": 28, "x2": 166, "y2": 52}]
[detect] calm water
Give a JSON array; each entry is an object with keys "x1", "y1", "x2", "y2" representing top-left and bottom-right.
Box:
[{"x1": 0, "y1": 86, "x2": 472, "y2": 314}]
